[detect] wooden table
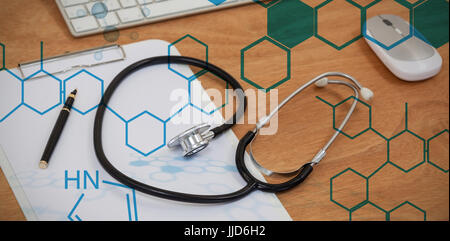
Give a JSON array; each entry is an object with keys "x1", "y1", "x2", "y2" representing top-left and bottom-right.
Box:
[{"x1": 0, "y1": 0, "x2": 448, "y2": 221}]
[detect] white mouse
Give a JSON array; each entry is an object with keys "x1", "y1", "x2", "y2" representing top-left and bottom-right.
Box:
[{"x1": 364, "y1": 14, "x2": 442, "y2": 82}]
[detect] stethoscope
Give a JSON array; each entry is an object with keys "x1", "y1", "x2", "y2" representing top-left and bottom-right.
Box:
[{"x1": 93, "y1": 56, "x2": 373, "y2": 203}]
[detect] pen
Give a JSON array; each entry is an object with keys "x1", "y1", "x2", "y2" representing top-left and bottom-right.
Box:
[{"x1": 39, "y1": 89, "x2": 77, "y2": 169}]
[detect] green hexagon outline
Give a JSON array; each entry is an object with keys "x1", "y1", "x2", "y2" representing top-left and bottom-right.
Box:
[
  {"x1": 413, "y1": 0, "x2": 450, "y2": 48},
  {"x1": 349, "y1": 200, "x2": 388, "y2": 221},
  {"x1": 168, "y1": 34, "x2": 209, "y2": 81},
  {"x1": 361, "y1": 0, "x2": 417, "y2": 51},
  {"x1": 427, "y1": 129, "x2": 449, "y2": 173},
  {"x1": 387, "y1": 201, "x2": 426, "y2": 221},
  {"x1": 388, "y1": 130, "x2": 426, "y2": 173},
  {"x1": 316, "y1": 95, "x2": 372, "y2": 139},
  {"x1": 334, "y1": 96, "x2": 372, "y2": 139},
  {"x1": 252, "y1": 0, "x2": 280, "y2": 8},
  {"x1": 395, "y1": 0, "x2": 427, "y2": 8},
  {"x1": 319, "y1": 96, "x2": 442, "y2": 221},
  {"x1": 241, "y1": 35, "x2": 291, "y2": 92},
  {"x1": 346, "y1": 0, "x2": 380, "y2": 9},
  {"x1": 330, "y1": 167, "x2": 369, "y2": 211},
  {"x1": 261, "y1": 0, "x2": 448, "y2": 52},
  {"x1": 267, "y1": 0, "x2": 315, "y2": 49},
  {"x1": 314, "y1": 0, "x2": 364, "y2": 50}
]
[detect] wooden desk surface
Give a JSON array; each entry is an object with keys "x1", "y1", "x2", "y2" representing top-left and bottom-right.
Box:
[{"x1": 0, "y1": 0, "x2": 448, "y2": 221}]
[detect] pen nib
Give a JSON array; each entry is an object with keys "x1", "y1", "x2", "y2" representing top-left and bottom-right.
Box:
[{"x1": 71, "y1": 89, "x2": 78, "y2": 96}]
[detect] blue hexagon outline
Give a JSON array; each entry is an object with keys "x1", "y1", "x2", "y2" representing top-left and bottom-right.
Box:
[
  {"x1": 330, "y1": 167, "x2": 369, "y2": 211},
  {"x1": 0, "y1": 42, "x2": 60, "y2": 118},
  {"x1": 63, "y1": 69, "x2": 104, "y2": 115},
  {"x1": 104, "y1": 89, "x2": 191, "y2": 124},
  {"x1": 22, "y1": 69, "x2": 63, "y2": 115},
  {"x1": 188, "y1": 74, "x2": 230, "y2": 116},
  {"x1": 427, "y1": 129, "x2": 449, "y2": 173},
  {"x1": 168, "y1": 34, "x2": 209, "y2": 81},
  {"x1": 0, "y1": 42, "x2": 4, "y2": 70},
  {"x1": 362, "y1": 0, "x2": 415, "y2": 51},
  {"x1": 241, "y1": 36, "x2": 291, "y2": 92},
  {"x1": 315, "y1": 0, "x2": 364, "y2": 50},
  {"x1": 125, "y1": 110, "x2": 166, "y2": 157}
]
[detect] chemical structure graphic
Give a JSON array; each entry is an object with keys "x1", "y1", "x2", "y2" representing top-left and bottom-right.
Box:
[
  {"x1": 64, "y1": 153, "x2": 288, "y2": 221},
  {"x1": 243, "y1": 0, "x2": 449, "y2": 91},
  {"x1": 317, "y1": 96, "x2": 448, "y2": 220},
  {"x1": 1, "y1": 1, "x2": 448, "y2": 221},
  {"x1": 67, "y1": 178, "x2": 139, "y2": 221},
  {"x1": 64, "y1": 153, "x2": 240, "y2": 221},
  {"x1": 0, "y1": 37, "x2": 228, "y2": 157}
]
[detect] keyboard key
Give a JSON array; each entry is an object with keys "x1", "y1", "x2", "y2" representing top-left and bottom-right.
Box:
[
  {"x1": 119, "y1": 0, "x2": 137, "y2": 8},
  {"x1": 65, "y1": 5, "x2": 87, "y2": 19},
  {"x1": 117, "y1": 7, "x2": 144, "y2": 23},
  {"x1": 86, "y1": 2, "x2": 108, "y2": 16},
  {"x1": 136, "y1": 0, "x2": 152, "y2": 4},
  {"x1": 60, "y1": 0, "x2": 89, "y2": 7},
  {"x1": 98, "y1": 12, "x2": 120, "y2": 27},
  {"x1": 141, "y1": 0, "x2": 213, "y2": 19},
  {"x1": 71, "y1": 16, "x2": 99, "y2": 32},
  {"x1": 103, "y1": 0, "x2": 121, "y2": 11}
]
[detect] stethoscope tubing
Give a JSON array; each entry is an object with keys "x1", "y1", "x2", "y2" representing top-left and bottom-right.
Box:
[
  {"x1": 94, "y1": 56, "x2": 255, "y2": 203},
  {"x1": 247, "y1": 73, "x2": 368, "y2": 177},
  {"x1": 93, "y1": 55, "x2": 369, "y2": 203},
  {"x1": 235, "y1": 131, "x2": 314, "y2": 192}
]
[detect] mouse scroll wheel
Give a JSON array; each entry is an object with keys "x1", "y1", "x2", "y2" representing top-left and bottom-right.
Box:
[{"x1": 382, "y1": 19, "x2": 393, "y2": 26}]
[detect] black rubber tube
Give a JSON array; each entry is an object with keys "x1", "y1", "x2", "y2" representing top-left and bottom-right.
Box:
[
  {"x1": 235, "y1": 131, "x2": 314, "y2": 193},
  {"x1": 93, "y1": 56, "x2": 255, "y2": 203}
]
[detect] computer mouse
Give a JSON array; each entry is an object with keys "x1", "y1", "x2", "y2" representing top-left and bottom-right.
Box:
[{"x1": 364, "y1": 14, "x2": 442, "y2": 82}]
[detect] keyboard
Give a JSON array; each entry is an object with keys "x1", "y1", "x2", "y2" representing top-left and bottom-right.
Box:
[{"x1": 56, "y1": 0, "x2": 253, "y2": 37}]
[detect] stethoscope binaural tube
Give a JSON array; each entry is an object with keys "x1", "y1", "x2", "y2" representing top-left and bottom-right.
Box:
[{"x1": 235, "y1": 72, "x2": 374, "y2": 191}]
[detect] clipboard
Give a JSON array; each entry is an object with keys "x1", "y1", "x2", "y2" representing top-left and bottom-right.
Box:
[{"x1": 0, "y1": 39, "x2": 291, "y2": 221}]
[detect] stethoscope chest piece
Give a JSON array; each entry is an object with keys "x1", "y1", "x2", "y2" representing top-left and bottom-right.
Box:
[{"x1": 167, "y1": 123, "x2": 215, "y2": 157}]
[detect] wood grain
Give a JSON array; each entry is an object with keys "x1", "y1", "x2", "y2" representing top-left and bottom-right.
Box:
[{"x1": 0, "y1": 0, "x2": 448, "y2": 221}]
